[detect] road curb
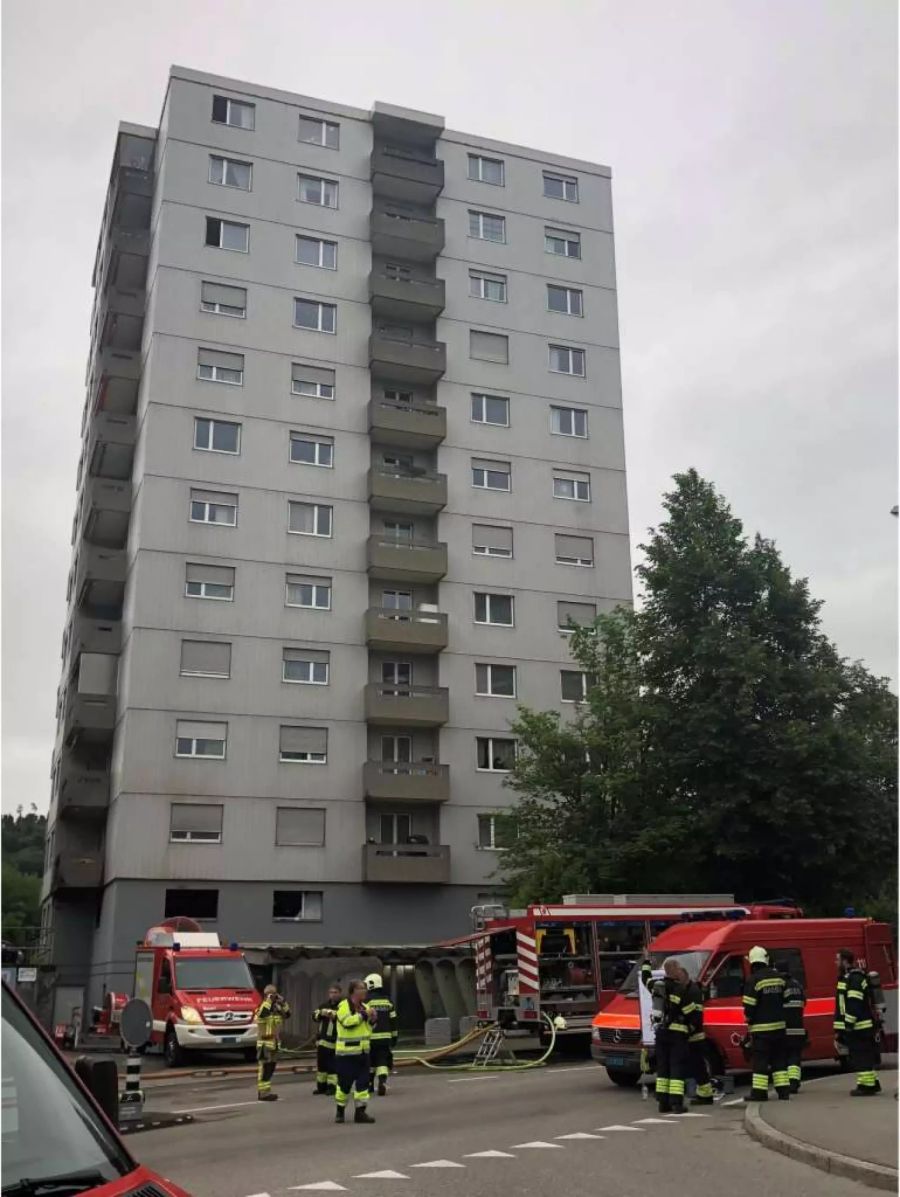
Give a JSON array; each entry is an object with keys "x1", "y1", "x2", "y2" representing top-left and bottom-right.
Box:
[{"x1": 744, "y1": 1102, "x2": 898, "y2": 1191}]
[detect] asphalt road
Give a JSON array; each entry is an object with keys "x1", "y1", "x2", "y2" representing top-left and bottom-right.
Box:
[{"x1": 133, "y1": 1063, "x2": 873, "y2": 1197}]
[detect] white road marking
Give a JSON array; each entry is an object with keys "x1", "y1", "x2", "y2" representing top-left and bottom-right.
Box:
[
  {"x1": 290, "y1": 1185, "x2": 348, "y2": 1193},
  {"x1": 510, "y1": 1140, "x2": 564, "y2": 1149},
  {"x1": 245, "y1": 1192, "x2": 272, "y2": 1196},
  {"x1": 447, "y1": 1075, "x2": 499, "y2": 1083},
  {"x1": 633, "y1": 1118, "x2": 678, "y2": 1125},
  {"x1": 673, "y1": 1112, "x2": 710, "y2": 1117},
  {"x1": 410, "y1": 1160, "x2": 466, "y2": 1168},
  {"x1": 353, "y1": 1171, "x2": 410, "y2": 1180},
  {"x1": 596, "y1": 1125, "x2": 644, "y2": 1132},
  {"x1": 464, "y1": 1150, "x2": 516, "y2": 1158},
  {"x1": 723, "y1": 1098, "x2": 745, "y2": 1106},
  {"x1": 555, "y1": 1132, "x2": 605, "y2": 1140},
  {"x1": 173, "y1": 1100, "x2": 260, "y2": 1114}
]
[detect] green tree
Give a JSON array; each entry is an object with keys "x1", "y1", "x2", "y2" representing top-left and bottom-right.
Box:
[
  {"x1": 2, "y1": 804, "x2": 47, "y2": 877},
  {"x1": 2, "y1": 805, "x2": 47, "y2": 947}
]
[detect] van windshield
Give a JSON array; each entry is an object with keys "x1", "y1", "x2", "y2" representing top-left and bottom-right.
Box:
[
  {"x1": 1, "y1": 985, "x2": 133, "y2": 1193},
  {"x1": 174, "y1": 956, "x2": 254, "y2": 991},
  {"x1": 619, "y1": 951, "x2": 711, "y2": 994}
]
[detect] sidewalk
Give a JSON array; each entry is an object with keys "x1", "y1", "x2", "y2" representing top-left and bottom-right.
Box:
[{"x1": 745, "y1": 1070, "x2": 898, "y2": 1190}]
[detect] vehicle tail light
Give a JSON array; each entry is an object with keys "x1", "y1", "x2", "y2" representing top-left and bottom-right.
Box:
[{"x1": 521, "y1": 1009, "x2": 538, "y2": 1019}]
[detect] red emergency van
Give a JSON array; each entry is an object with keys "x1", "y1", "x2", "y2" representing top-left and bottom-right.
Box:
[{"x1": 591, "y1": 916, "x2": 897, "y2": 1086}]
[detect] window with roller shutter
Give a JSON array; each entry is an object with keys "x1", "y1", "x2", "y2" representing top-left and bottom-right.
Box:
[
  {"x1": 282, "y1": 647, "x2": 330, "y2": 685},
  {"x1": 189, "y1": 488, "x2": 238, "y2": 526},
  {"x1": 185, "y1": 562, "x2": 235, "y2": 601},
  {"x1": 275, "y1": 807, "x2": 326, "y2": 846},
  {"x1": 285, "y1": 573, "x2": 332, "y2": 609},
  {"x1": 279, "y1": 725, "x2": 327, "y2": 763},
  {"x1": 470, "y1": 329, "x2": 509, "y2": 363},
  {"x1": 175, "y1": 720, "x2": 227, "y2": 758},
  {"x1": 291, "y1": 362, "x2": 335, "y2": 398},
  {"x1": 197, "y1": 347, "x2": 244, "y2": 385},
  {"x1": 170, "y1": 803, "x2": 223, "y2": 843},
  {"x1": 557, "y1": 601, "x2": 597, "y2": 632},
  {"x1": 472, "y1": 524, "x2": 513, "y2": 558},
  {"x1": 554, "y1": 533, "x2": 594, "y2": 566},
  {"x1": 180, "y1": 640, "x2": 232, "y2": 677},
  {"x1": 201, "y1": 281, "x2": 247, "y2": 317}
]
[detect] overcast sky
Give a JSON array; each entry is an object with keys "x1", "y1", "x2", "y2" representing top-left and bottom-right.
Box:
[{"x1": 2, "y1": 0, "x2": 896, "y2": 815}]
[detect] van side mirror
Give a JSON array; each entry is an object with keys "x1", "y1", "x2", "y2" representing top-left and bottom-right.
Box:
[{"x1": 74, "y1": 1055, "x2": 119, "y2": 1125}]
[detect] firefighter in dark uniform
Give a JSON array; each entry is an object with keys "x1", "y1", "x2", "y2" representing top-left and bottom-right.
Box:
[
  {"x1": 365, "y1": 973, "x2": 398, "y2": 1096},
  {"x1": 835, "y1": 948, "x2": 881, "y2": 1096},
  {"x1": 334, "y1": 980, "x2": 376, "y2": 1124},
  {"x1": 781, "y1": 965, "x2": 807, "y2": 1093},
  {"x1": 255, "y1": 983, "x2": 291, "y2": 1102},
  {"x1": 742, "y1": 946, "x2": 789, "y2": 1102},
  {"x1": 677, "y1": 964, "x2": 714, "y2": 1105},
  {"x1": 642, "y1": 955, "x2": 690, "y2": 1114},
  {"x1": 313, "y1": 983, "x2": 341, "y2": 1095}
]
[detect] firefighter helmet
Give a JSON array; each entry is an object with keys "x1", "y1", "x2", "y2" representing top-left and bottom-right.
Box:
[
  {"x1": 748, "y1": 946, "x2": 769, "y2": 965},
  {"x1": 364, "y1": 973, "x2": 383, "y2": 991}
]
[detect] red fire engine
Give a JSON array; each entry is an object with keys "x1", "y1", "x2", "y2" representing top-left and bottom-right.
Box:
[{"x1": 471, "y1": 894, "x2": 801, "y2": 1036}]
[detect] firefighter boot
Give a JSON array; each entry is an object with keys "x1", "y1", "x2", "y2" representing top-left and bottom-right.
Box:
[
  {"x1": 354, "y1": 1106, "x2": 376, "y2": 1124},
  {"x1": 789, "y1": 1080, "x2": 800, "y2": 1094},
  {"x1": 334, "y1": 1106, "x2": 345, "y2": 1123},
  {"x1": 377, "y1": 1077, "x2": 387, "y2": 1097},
  {"x1": 314, "y1": 1082, "x2": 329, "y2": 1095},
  {"x1": 691, "y1": 1095, "x2": 714, "y2": 1106},
  {"x1": 258, "y1": 1092, "x2": 279, "y2": 1102},
  {"x1": 668, "y1": 1099, "x2": 685, "y2": 1115}
]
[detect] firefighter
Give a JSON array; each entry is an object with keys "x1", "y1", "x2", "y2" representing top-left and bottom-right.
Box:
[
  {"x1": 255, "y1": 983, "x2": 291, "y2": 1102},
  {"x1": 364, "y1": 973, "x2": 398, "y2": 1097},
  {"x1": 835, "y1": 948, "x2": 881, "y2": 1096},
  {"x1": 334, "y1": 980, "x2": 377, "y2": 1124},
  {"x1": 676, "y1": 964, "x2": 714, "y2": 1106},
  {"x1": 641, "y1": 954, "x2": 690, "y2": 1114},
  {"x1": 313, "y1": 983, "x2": 342, "y2": 1095},
  {"x1": 742, "y1": 946, "x2": 789, "y2": 1102},
  {"x1": 781, "y1": 965, "x2": 807, "y2": 1094}
]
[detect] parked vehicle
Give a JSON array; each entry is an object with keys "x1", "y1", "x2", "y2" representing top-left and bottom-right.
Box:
[
  {"x1": 2, "y1": 980, "x2": 190, "y2": 1196},
  {"x1": 591, "y1": 916, "x2": 898, "y2": 1086}
]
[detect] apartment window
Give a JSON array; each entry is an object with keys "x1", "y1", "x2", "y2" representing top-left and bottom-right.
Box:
[
  {"x1": 288, "y1": 501, "x2": 332, "y2": 537},
  {"x1": 470, "y1": 330, "x2": 509, "y2": 363},
  {"x1": 551, "y1": 405, "x2": 588, "y2": 437},
  {"x1": 543, "y1": 171, "x2": 579, "y2": 202},
  {"x1": 208, "y1": 154, "x2": 252, "y2": 191},
  {"x1": 170, "y1": 803, "x2": 223, "y2": 844},
  {"x1": 193, "y1": 417, "x2": 241, "y2": 454},
  {"x1": 557, "y1": 600, "x2": 597, "y2": 632},
  {"x1": 189, "y1": 488, "x2": 238, "y2": 526},
  {"x1": 475, "y1": 662, "x2": 516, "y2": 697},
  {"x1": 468, "y1": 210, "x2": 506, "y2": 242},
  {"x1": 290, "y1": 432, "x2": 334, "y2": 467},
  {"x1": 298, "y1": 115, "x2": 340, "y2": 148},
  {"x1": 201, "y1": 281, "x2": 247, "y2": 318},
  {"x1": 175, "y1": 720, "x2": 227, "y2": 759},
  {"x1": 382, "y1": 589, "x2": 413, "y2": 612},
  {"x1": 468, "y1": 154, "x2": 504, "y2": 185},
  {"x1": 555, "y1": 534, "x2": 594, "y2": 566},
  {"x1": 549, "y1": 344, "x2": 586, "y2": 376},
  {"x1": 478, "y1": 813, "x2": 514, "y2": 850},
  {"x1": 204, "y1": 217, "x2": 249, "y2": 252},
  {"x1": 283, "y1": 647, "x2": 330, "y2": 685},
  {"x1": 296, "y1": 234, "x2": 338, "y2": 269},
  {"x1": 280, "y1": 725, "x2": 328, "y2": 763},
  {"x1": 384, "y1": 388, "x2": 414, "y2": 405},
  {"x1": 472, "y1": 458, "x2": 511, "y2": 492},
  {"x1": 212, "y1": 95, "x2": 255, "y2": 129},
  {"x1": 298, "y1": 174, "x2": 338, "y2": 207},
  {"x1": 471, "y1": 393, "x2": 509, "y2": 426},
  {"x1": 294, "y1": 297, "x2": 336, "y2": 333},
  {"x1": 185, "y1": 563, "x2": 235, "y2": 601},
  {"x1": 286, "y1": 573, "x2": 332, "y2": 609},
  {"x1": 547, "y1": 284, "x2": 583, "y2": 316},
  {"x1": 474, "y1": 592, "x2": 514, "y2": 626},
  {"x1": 553, "y1": 469, "x2": 591, "y2": 502},
  {"x1": 384, "y1": 520, "x2": 414, "y2": 543},
  {"x1": 469, "y1": 270, "x2": 507, "y2": 302},
  {"x1": 472, "y1": 524, "x2": 513, "y2": 558},
  {"x1": 197, "y1": 348, "x2": 244, "y2": 385},
  {"x1": 477, "y1": 738, "x2": 516, "y2": 772},
  {"x1": 561, "y1": 670, "x2": 591, "y2": 702},
  {"x1": 276, "y1": 807, "x2": 326, "y2": 846},
  {"x1": 273, "y1": 890, "x2": 324, "y2": 921},
  {"x1": 545, "y1": 227, "x2": 581, "y2": 258},
  {"x1": 180, "y1": 640, "x2": 232, "y2": 678},
  {"x1": 165, "y1": 889, "x2": 219, "y2": 920},
  {"x1": 291, "y1": 363, "x2": 335, "y2": 399}
]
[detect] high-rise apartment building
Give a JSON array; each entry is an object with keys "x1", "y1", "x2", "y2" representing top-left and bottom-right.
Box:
[{"x1": 43, "y1": 67, "x2": 632, "y2": 1007}]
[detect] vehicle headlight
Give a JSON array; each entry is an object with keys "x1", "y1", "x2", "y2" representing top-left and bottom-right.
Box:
[{"x1": 181, "y1": 1006, "x2": 203, "y2": 1024}]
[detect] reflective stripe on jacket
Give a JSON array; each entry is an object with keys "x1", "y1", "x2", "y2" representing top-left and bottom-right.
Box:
[
  {"x1": 743, "y1": 966, "x2": 786, "y2": 1034},
  {"x1": 366, "y1": 993, "x2": 398, "y2": 1043},
  {"x1": 335, "y1": 997, "x2": 372, "y2": 1055},
  {"x1": 641, "y1": 962, "x2": 690, "y2": 1034},
  {"x1": 839, "y1": 968, "x2": 875, "y2": 1033},
  {"x1": 782, "y1": 973, "x2": 806, "y2": 1036},
  {"x1": 314, "y1": 1000, "x2": 339, "y2": 1047},
  {"x1": 255, "y1": 995, "x2": 291, "y2": 1044}
]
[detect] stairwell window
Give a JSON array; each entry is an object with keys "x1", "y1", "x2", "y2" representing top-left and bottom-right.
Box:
[
  {"x1": 289, "y1": 432, "x2": 333, "y2": 467},
  {"x1": 549, "y1": 344, "x2": 585, "y2": 376},
  {"x1": 205, "y1": 217, "x2": 249, "y2": 252},
  {"x1": 472, "y1": 458, "x2": 511, "y2": 492},
  {"x1": 197, "y1": 348, "x2": 244, "y2": 385},
  {"x1": 468, "y1": 154, "x2": 505, "y2": 186},
  {"x1": 176, "y1": 720, "x2": 227, "y2": 759},
  {"x1": 282, "y1": 647, "x2": 330, "y2": 685},
  {"x1": 474, "y1": 592, "x2": 514, "y2": 627},
  {"x1": 298, "y1": 115, "x2": 340, "y2": 148},
  {"x1": 296, "y1": 235, "x2": 338, "y2": 269},
  {"x1": 298, "y1": 174, "x2": 339, "y2": 208},
  {"x1": 201, "y1": 281, "x2": 247, "y2": 318},
  {"x1": 476, "y1": 738, "x2": 517, "y2": 773},
  {"x1": 285, "y1": 573, "x2": 332, "y2": 610},
  {"x1": 208, "y1": 155, "x2": 252, "y2": 191},
  {"x1": 212, "y1": 95, "x2": 255, "y2": 130},
  {"x1": 475, "y1": 662, "x2": 516, "y2": 698},
  {"x1": 468, "y1": 210, "x2": 506, "y2": 243},
  {"x1": 294, "y1": 297, "x2": 337, "y2": 333},
  {"x1": 189, "y1": 488, "x2": 238, "y2": 526},
  {"x1": 552, "y1": 469, "x2": 591, "y2": 502},
  {"x1": 193, "y1": 417, "x2": 241, "y2": 454}
]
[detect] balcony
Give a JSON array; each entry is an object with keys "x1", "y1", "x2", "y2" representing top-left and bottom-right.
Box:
[
  {"x1": 362, "y1": 842, "x2": 450, "y2": 884},
  {"x1": 95, "y1": 286, "x2": 145, "y2": 353},
  {"x1": 72, "y1": 546, "x2": 126, "y2": 614},
  {"x1": 89, "y1": 348, "x2": 141, "y2": 416},
  {"x1": 371, "y1": 144, "x2": 445, "y2": 205},
  {"x1": 369, "y1": 272, "x2": 445, "y2": 322},
  {"x1": 62, "y1": 686, "x2": 117, "y2": 743},
  {"x1": 65, "y1": 616, "x2": 121, "y2": 664},
  {"x1": 56, "y1": 758, "x2": 110, "y2": 819},
  {"x1": 370, "y1": 207, "x2": 445, "y2": 263},
  {"x1": 368, "y1": 395, "x2": 446, "y2": 449},
  {"x1": 367, "y1": 534, "x2": 447, "y2": 584},
  {"x1": 85, "y1": 412, "x2": 136, "y2": 480},
  {"x1": 366, "y1": 607, "x2": 448, "y2": 654},
  {"x1": 363, "y1": 761, "x2": 450, "y2": 803},
  {"x1": 369, "y1": 331, "x2": 446, "y2": 386},
  {"x1": 364, "y1": 682, "x2": 449, "y2": 727},
  {"x1": 78, "y1": 477, "x2": 131, "y2": 548},
  {"x1": 51, "y1": 852, "x2": 103, "y2": 892},
  {"x1": 368, "y1": 464, "x2": 447, "y2": 515}
]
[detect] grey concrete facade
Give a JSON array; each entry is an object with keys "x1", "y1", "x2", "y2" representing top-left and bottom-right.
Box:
[{"x1": 42, "y1": 67, "x2": 632, "y2": 1007}]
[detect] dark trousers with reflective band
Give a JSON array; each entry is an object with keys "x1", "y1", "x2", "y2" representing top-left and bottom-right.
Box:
[
  {"x1": 750, "y1": 1031, "x2": 788, "y2": 1098},
  {"x1": 848, "y1": 1030, "x2": 878, "y2": 1090},
  {"x1": 335, "y1": 1051, "x2": 371, "y2": 1107},
  {"x1": 369, "y1": 1039, "x2": 393, "y2": 1085},
  {"x1": 257, "y1": 1042, "x2": 277, "y2": 1093},
  {"x1": 785, "y1": 1033, "x2": 805, "y2": 1088},
  {"x1": 688, "y1": 1038, "x2": 714, "y2": 1098},
  {"x1": 316, "y1": 1042, "x2": 336, "y2": 1089},
  {"x1": 655, "y1": 1029, "x2": 689, "y2": 1109}
]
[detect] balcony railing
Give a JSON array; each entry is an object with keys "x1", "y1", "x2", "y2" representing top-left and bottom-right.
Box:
[
  {"x1": 369, "y1": 331, "x2": 447, "y2": 385},
  {"x1": 362, "y1": 842, "x2": 450, "y2": 884},
  {"x1": 363, "y1": 760, "x2": 450, "y2": 803},
  {"x1": 368, "y1": 395, "x2": 446, "y2": 446},
  {"x1": 369, "y1": 272, "x2": 446, "y2": 321},
  {"x1": 364, "y1": 682, "x2": 449, "y2": 726},
  {"x1": 365, "y1": 606, "x2": 448, "y2": 653},
  {"x1": 368, "y1": 464, "x2": 447, "y2": 514},
  {"x1": 370, "y1": 206, "x2": 445, "y2": 262},
  {"x1": 371, "y1": 144, "x2": 444, "y2": 205},
  {"x1": 366, "y1": 534, "x2": 447, "y2": 582}
]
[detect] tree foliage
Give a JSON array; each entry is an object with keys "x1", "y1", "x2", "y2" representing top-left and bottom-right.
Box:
[
  {"x1": 501, "y1": 470, "x2": 897, "y2": 919},
  {"x1": 2, "y1": 805, "x2": 46, "y2": 945}
]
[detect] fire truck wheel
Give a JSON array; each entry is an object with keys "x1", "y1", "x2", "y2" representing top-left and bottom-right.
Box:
[
  {"x1": 606, "y1": 1068, "x2": 640, "y2": 1088},
  {"x1": 164, "y1": 1025, "x2": 184, "y2": 1068}
]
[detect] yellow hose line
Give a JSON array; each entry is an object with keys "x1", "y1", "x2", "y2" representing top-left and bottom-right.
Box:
[{"x1": 410, "y1": 1014, "x2": 558, "y2": 1072}]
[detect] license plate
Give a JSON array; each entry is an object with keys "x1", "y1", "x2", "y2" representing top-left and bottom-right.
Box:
[
  {"x1": 606, "y1": 1055, "x2": 627, "y2": 1067},
  {"x1": 220, "y1": 1037, "x2": 236, "y2": 1044}
]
